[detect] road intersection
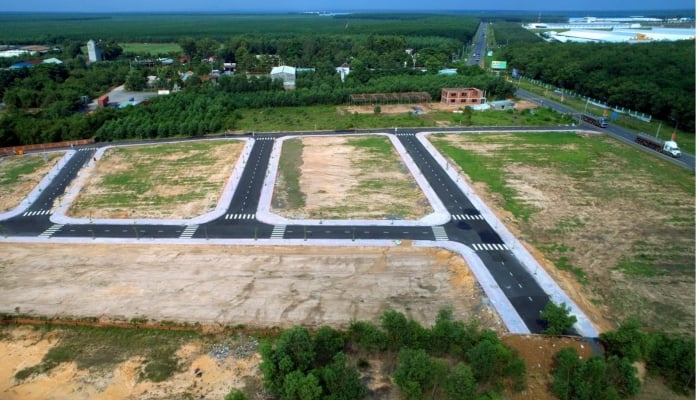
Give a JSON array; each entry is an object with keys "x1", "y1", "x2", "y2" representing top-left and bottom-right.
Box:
[{"x1": 0, "y1": 127, "x2": 599, "y2": 337}]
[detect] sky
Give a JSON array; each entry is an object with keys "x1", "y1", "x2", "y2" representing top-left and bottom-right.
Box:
[{"x1": 0, "y1": 0, "x2": 695, "y2": 13}]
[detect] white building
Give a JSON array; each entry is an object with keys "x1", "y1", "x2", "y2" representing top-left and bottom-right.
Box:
[
  {"x1": 270, "y1": 65, "x2": 296, "y2": 88},
  {"x1": 87, "y1": 40, "x2": 102, "y2": 63}
]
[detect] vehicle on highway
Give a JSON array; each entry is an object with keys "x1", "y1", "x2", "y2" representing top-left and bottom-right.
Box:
[
  {"x1": 636, "y1": 132, "x2": 682, "y2": 158},
  {"x1": 581, "y1": 113, "x2": 608, "y2": 128}
]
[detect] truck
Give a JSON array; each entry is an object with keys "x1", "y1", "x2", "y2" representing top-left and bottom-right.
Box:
[
  {"x1": 581, "y1": 113, "x2": 608, "y2": 128},
  {"x1": 635, "y1": 132, "x2": 682, "y2": 158},
  {"x1": 97, "y1": 95, "x2": 109, "y2": 108}
]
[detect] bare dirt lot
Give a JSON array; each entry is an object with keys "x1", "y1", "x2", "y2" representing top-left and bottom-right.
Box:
[
  {"x1": 271, "y1": 135, "x2": 432, "y2": 220},
  {"x1": 0, "y1": 243, "x2": 498, "y2": 330}
]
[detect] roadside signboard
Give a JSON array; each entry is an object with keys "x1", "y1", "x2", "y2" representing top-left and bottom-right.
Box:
[{"x1": 491, "y1": 60, "x2": 507, "y2": 69}]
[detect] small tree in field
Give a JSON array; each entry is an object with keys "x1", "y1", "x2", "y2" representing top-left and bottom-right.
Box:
[
  {"x1": 540, "y1": 301, "x2": 577, "y2": 335},
  {"x1": 373, "y1": 105, "x2": 381, "y2": 115}
]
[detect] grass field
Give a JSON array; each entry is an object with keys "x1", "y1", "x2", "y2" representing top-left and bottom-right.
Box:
[
  {"x1": 68, "y1": 140, "x2": 243, "y2": 219},
  {"x1": 234, "y1": 104, "x2": 576, "y2": 133},
  {"x1": 120, "y1": 42, "x2": 181, "y2": 55},
  {"x1": 431, "y1": 132, "x2": 695, "y2": 334}
]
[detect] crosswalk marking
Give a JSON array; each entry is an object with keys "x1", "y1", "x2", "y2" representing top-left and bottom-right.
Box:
[
  {"x1": 180, "y1": 225, "x2": 199, "y2": 239},
  {"x1": 78, "y1": 147, "x2": 97, "y2": 151},
  {"x1": 452, "y1": 214, "x2": 485, "y2": 221},
  {"x1": 23, "y1": 210, "x2": 52, "y2": 217},
  {"x1": 255, "y1": 137, "x2": 274, "y2": 141},
  {"x1": 270, "y1": 225, "x2": 286, "y2": 239},
  {"x1": 225, "y1": 213, "x2": 256, "y2": 220},
  {"x1": 471, "y1": 243, "x2": 509, "y2": 251},
  {"x1": 431, "y1": 226, "x2": 449, "y2": 241},
  {"x1": 395, "y1": 133, "x2": 414, "y2": 136},
  {"x1": 39, "y1": 224, "x2": 64, "y2": 238}
]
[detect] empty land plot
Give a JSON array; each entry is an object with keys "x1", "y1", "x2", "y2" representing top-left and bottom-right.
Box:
[
  {"x1": 0, "y1": 152, "x2": 63, "y2": 212},
  {"x1": 271, "y1": 135, "x2": 432, "y2": 219},
  {"x1": 0, "y1": 242, "x2": 501, "y2": 331},
  {"x1": 431, "y1": 132, "x2": 695, "y2": 335},
  {"x1": 67, "y1": 140, "x2": 244, "y2": 219}
]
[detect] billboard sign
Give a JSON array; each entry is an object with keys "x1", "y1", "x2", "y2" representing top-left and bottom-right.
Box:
[
  {"x1": 487, "y1": 50, "x2": 493, "y2": 57},
  {"x1": 491, "y1": 60, "x2": 507, "y2": 69}
]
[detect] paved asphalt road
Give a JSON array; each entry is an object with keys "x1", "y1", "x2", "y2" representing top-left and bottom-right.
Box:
[
  {"x1": 1, "y1": 129, "x2": 558, "y2": 333},
  {"x1": 516, "y1": 88, "x2": 695, "y2": 171}
]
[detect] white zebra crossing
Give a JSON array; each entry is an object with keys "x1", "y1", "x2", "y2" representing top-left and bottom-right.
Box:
[
  {"x1": 255, "y1": 137, "x2": 275, "y2": 141},
  {"x1": 180, "y1": 225, "x2": 199, "y2": 239},
  {"x1": 452, "y1": 214, "x2": 485, "y2": 221},
  {"x1": 472, "y1": 243, "x2": 509, "y2": 251},
  {"x1": 23, "y1": 210, "x2": 52, "y2": 216},
  {"x1": 431, "y1": 226, "x2": 449, "y2": 241},
  {"x1": 270, "y1": 225, "x2": 286, "y2": 239},
  {"x1": 225, "y1": 213, "x2": 256, "y2": 220},
  {"x1": 39, "y1": 224, "x2": 64, "y2": 238}
]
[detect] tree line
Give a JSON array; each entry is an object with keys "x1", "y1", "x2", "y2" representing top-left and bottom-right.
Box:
[
  {"x1": 258, "y1": 308, "x2": 526, "y2": 400},
  {"x1": 501, "y1": 40, "x2": 695, "y2": 131}
]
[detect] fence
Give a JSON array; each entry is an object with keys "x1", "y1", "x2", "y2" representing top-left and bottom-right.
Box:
[
  {"x1": 0, "y1": 138, "x2": 95, "y2": 157},
  {"x1": 525, "y1": 78, "x2": 652, "y2": 122}
]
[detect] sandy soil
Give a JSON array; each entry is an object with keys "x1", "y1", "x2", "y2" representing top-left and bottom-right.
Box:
[
  {"x1": 0, "y1": 326, "x2": 262, "y2": 400},
  {"x1": 272, "y1": 136, "x2": 432, "y2": 220},
  {"x1": 0, "y1": 152, "x2": 64, "y2": 213},
  {"x1": 0, "y1": 243, "x2": 498, "y2": 331}
]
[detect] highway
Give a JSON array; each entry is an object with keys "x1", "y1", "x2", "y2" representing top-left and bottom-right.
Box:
[{"x1": 516, "y1": 88, "x2": 695, "y2": 171}]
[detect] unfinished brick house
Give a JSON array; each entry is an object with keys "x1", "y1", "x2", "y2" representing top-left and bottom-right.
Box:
[{"x1": 440, "y1": 87, "x2": 485, "y2": 106}]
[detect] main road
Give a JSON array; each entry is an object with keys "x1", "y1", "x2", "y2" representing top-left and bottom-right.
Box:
[
  {"x1": 516, "y1": 88, "x2": 695, "y2": 171},
  {"x1": 1, "y1": 127, "x2": 596, "y2": 335}
]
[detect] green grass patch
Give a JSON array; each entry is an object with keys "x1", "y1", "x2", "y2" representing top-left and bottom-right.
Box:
[
  {"x1": 70, "y1": 140, "x2": 241, "y2": 215},
  {"x1": 120, "y1": 42, "x2": 182, "y2": 55},
  {"x1": 14, "y1": 325, "x2": 199, "y2": 382},
  {"x1": 275, "y1": 139, "x2": 305, "y2": 209},
  {"x1": 430, "y1": 131, "x2": 695, "y2": 300},
  {"x1": 0, "y1": 153, "x2": 61, "y2": 186}
]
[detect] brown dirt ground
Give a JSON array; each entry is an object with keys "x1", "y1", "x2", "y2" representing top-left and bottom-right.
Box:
[
  {"x1": 0, "y1": 152, "x2": 64, "y2": 213},
  {"x1": 271, "y1": 135, "x2": 432, "y2": 220}
]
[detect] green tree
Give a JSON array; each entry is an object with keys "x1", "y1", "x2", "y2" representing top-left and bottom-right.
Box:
[
  {"x1": 552, "y1": 347, "x2": 581, "y2": 400},
  {"x1": 599, "y1": 319, "x2": 648, "y2": 362},
  {"x1": 540, "y1": 301, "x2": 577, "y2": 335},
  {"x1": 224, "y1": 388, "x2": 247, "y2": 400},
  {"x1": 393, "y1": 348, "x2": 433, "y2": 400},
  {"x1": 312, "y1": 326, "x2": 345, "y2": 366},
  {"x1": 605, "y1": 356, "x2": 641, "y2": 398},
  {"x1": 445, "y1": 363, "x2": 476, "y2": 400},
  {"x1": 282, "y1": 370, "x2": 322, "y2": 400},
  {"x1": 318, "y1": 353, "x2": 366, "y2": 400},
  {"x1": 461, "y1": 106, "x2": 473, "y2": 126},
  {"x1": 124, "y1": 69, "x2": 147, "y2": 91},
  {"x1": 260, "y1": 326, "x2": 316, "y2": 395}
]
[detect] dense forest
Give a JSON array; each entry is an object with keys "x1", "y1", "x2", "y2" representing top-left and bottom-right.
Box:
[
  {"x1": 502, "y1": 40, "x2": 696, "y2": 131},
  {"x1": 0, "y1": 23, "x2": 517, "y2": 147},
  {"x1": 0, "y1": 14, "x2": 695, "y2": 146}
]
